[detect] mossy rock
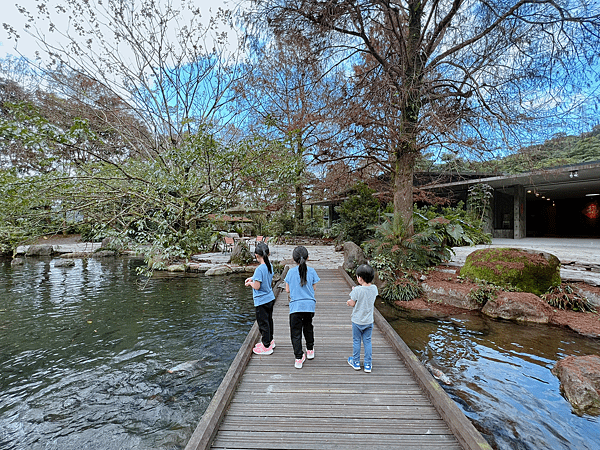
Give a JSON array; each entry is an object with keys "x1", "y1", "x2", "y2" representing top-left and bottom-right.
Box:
[{"x1": 459, "y1": 247, "x2": 561, "y2": 295}]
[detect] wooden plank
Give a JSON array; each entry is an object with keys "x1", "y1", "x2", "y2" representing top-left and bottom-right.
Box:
[{"x1": 211, "y1": 431, "x2": 463, "y2": 449}]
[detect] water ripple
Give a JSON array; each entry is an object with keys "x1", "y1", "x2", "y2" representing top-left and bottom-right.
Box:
[{"x1": 0, "y1": 258, "x2": 254, "y2": 450}]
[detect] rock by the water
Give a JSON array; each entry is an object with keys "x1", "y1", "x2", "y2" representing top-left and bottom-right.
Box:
[
  {"x1": 26, "y1": 244, "x2": 54, "y2": 257},
  {"x1": 422, "y1": 283, "x2": 481, "y2": 310},
  {"x1": 11, "y1": 258, "x2": 24, "y2": 266},
  {"x1": 460, "y1": 247, "x2": 561, "y2": 295},
  {"x1": 342, "y1": 241, "x2": 367, "y2": 272},
  {"x1": 205, "y1": 265, "x2": 234, "y2": 276},
  {"x1": 166, "y1": 264, "x2": 187, "y2": 272},
  {"x1": 552, "y1": 355, "x2": 600, "y2": 415},
  {"x1": 61, "y1": 252, "x2": 93, "y2": 258},
  {"x1": 578, "y1": 286, "x2": 600, "y2": 309},
  {"x1": 54, "y1": 259, "x2": 76, "y2": 268},
  {"x1": 481, "y1": 292, "x2": 552, "y2": 323}
]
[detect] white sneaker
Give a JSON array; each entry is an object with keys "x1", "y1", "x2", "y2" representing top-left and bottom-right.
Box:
[
  {"x1": 294, "y1": 354, "x2": 306, "y2": 369},
  {"x1": 306, "y1": 349, "x2": 314, "y2": 359}
]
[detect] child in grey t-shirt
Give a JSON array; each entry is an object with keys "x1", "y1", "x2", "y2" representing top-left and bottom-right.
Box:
[{"x1": 346, "y1": 264, "x2": 378, "y2": 373}]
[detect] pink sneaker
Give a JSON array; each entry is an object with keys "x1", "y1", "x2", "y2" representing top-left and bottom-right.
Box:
[
  {"x1": 254, "y1": 340, "x2": 275, "y2": 349},
  {"x1": 253, "y1": 342, "x2": 273, "y2": 355},
  {"x1": 295, "y1": 354, "x2": 306, "y2": 369},
  {"x1": 306, "y1": 349, "x2": 314, "y2": 360}
]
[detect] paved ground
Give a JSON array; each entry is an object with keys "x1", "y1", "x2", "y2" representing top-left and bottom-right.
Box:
[{"x1": 197, "y1": 244, "x2": 346, "y2": 269}]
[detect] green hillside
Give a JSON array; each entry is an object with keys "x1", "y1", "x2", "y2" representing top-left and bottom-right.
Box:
[{"x1": 484, "y1": 125, "x2": 600, "y2": 174}]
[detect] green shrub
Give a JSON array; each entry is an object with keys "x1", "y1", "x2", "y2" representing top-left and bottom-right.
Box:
[
  {"x1": 414, "y1": 203, "x2": 491, "y2": 246},
  {"x1": 468, "y1": 284, "x2": 500, "y2": 306},
  {"x1": 364, "y1": 213, "x2": 451, "y2": 271},
  {"x1": 380, "y1": 275, "x2": 424, "y2": 303},
  {"x1": 336, "y1": 182, "x2": 381, "y2": 244}
]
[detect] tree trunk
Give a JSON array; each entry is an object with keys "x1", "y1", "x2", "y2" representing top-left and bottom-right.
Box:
[
  {"x1": 295, "y1": 183, "x2": 304, "y2": 230},
  {"x1": 391, "y1": 0, "x2": 423, "y2": 237},
  {"x1": 294, "y1": 137, "x2": 304, "y2": 231},
  {"x1": 393, "y1": 150, "x2": 415, "y2": 235}
]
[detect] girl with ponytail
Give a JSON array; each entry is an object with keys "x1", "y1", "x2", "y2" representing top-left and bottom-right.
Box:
[
  {"x1": 245, "y1": 242, "x2": 276, "y2": 355},
  {"x1": 284, "y1": 246, "x2": 320, "y2": 369}
]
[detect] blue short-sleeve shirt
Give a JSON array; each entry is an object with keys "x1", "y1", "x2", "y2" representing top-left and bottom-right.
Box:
[
  {"x1": 251, "y1": 263, "x2": 275, "y2": 307},
  {"x1": 284, "y1": 266, "x2": 320, "y2": 314}
]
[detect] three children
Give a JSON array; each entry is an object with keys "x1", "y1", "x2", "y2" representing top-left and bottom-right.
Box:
[{"x1": 246, "y1": 243, "x2": 377, "y2": 373}]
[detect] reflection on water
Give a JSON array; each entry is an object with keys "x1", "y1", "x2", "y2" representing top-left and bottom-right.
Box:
[
  {"x1": 0, "y1": 257, "x2": 254, "y2": 450},
  {"x1": 379, "y1": 301, "x2": 600, "y2": 450}
]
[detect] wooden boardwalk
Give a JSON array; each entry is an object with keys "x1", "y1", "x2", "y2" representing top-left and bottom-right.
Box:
[{"x1": 186, "y1": 268, "x2": 491, "y2": 450}]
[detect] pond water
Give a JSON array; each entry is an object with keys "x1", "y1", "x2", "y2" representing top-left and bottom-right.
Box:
[
  {"x1": 2, "y1": 257, "x2": 600, "y2": 450},
  {"x1": 379, "y1": 302, "x2": 600, "y2": 450},
  {"x1": 0, "y1": 257, "x2": 254, "y2": 450}
]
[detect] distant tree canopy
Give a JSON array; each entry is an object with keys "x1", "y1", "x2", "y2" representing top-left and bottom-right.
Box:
[
  {"x1": 234, "y1": 32, "x2": 345, "y2": 231},
  {"x1": 245, "y1": 0, "x2": 600, "y2": 233},
  {"x1": 0, "y1": 1, "x2": 296, "y2": 257}
]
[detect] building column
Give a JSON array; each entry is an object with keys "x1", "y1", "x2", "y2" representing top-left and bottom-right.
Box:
[{"x1": 514, "y1": 185, "x2": 526, "y2": 239}]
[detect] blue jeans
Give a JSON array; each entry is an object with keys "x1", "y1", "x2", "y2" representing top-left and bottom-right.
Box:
[{"x1": 352, "y1": 322, "x2": 373, "y2": 365}]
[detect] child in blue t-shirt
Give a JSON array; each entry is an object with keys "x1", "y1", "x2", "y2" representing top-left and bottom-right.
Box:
[
  {"x1": 245, "y1": 242, "x2": 275, "y2": 355},
  {"x1": 284, "y1": 246, "x2": 320, "y2": 369},
  {"x1": 347, "y1": 264, "x2": 378, "y2": 373}
]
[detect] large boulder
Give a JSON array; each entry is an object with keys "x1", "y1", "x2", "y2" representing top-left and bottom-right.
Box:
[
  {"x1": 421, "y1": 283, "x2": 481, "y2": 310},
  {"x1": 54, "y1": 259, "x2": 76, "y2": 268},
  {"x1": 460, "y1": 247, "x2": 561, "y2": 295},
  {"x1": 552, "y1": 355, "x2": 600, "y2": 415},
  {"x1": 342, "y1": 241, "x2": 368, "y2": 272},
  {"x1": 26, "y1": 244, "x2": 54, "y2": 256},
  {"x1": 166, "y1": 264, "x2": 187, "y2": 272},
  {"x1": 481, "y1": 291, "x2": 552, "y2": 323}
]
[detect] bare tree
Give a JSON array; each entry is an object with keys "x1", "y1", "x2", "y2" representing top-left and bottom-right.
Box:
[
  {"x1": 245, "y1": 0, "x2": 600, "y2": 233},
  {"x1": 4, "y1": 0, "x2": 244, "y2": 149},
  {"x1": 235, "y1": 31, "x2": 347, "y2": 230}
]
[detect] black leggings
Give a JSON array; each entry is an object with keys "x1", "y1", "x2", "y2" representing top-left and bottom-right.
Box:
[
  {"x1": 255, "y1": 300, "x2": 275, "y2": 347},
  {"x1": 289, "y1": 312, "x2": 314, "y2": 359}
]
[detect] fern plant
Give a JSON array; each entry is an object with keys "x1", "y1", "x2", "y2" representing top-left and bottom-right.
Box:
[
  {"x1": 364, "y1": 213, "x2": 451, "y2": 271},
  {"x1": 380, "y1": 275, "x2": 424, "y2": 303},
  {"x1": 542, "y1": 284, "x2": 596, "y2": 312}
]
